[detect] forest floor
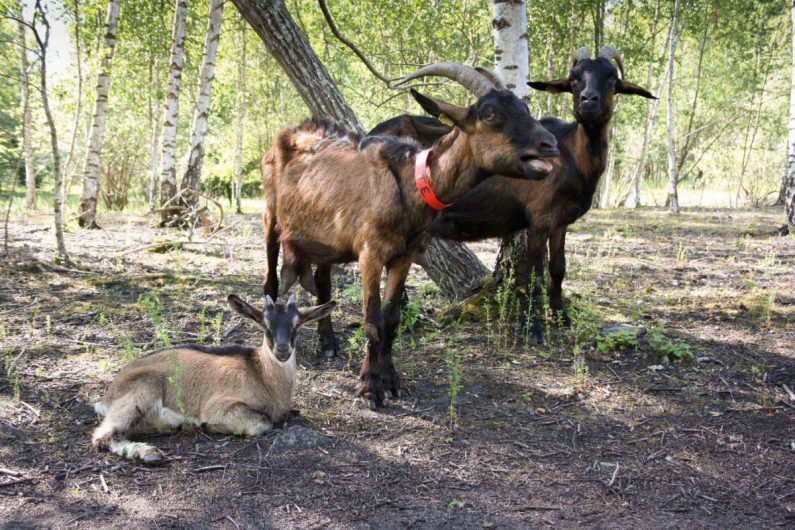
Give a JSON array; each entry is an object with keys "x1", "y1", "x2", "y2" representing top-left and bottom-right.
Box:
[{"x1": 1, "y1": 206, "x2": 794, "y2": 529}]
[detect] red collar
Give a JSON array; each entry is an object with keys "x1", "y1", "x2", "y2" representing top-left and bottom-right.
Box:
[{"x1": 414, "y1": 148, "x2": 450, "y2": 210}]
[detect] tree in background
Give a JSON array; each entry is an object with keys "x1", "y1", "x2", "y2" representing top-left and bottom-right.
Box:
[
  {"x1": 158, "y1": 0, "x2": 188, "y2": 224},
  {"x1": 180, "y1": 0, "x2": 224, "y2": 206},
  {"x1": 785, "y1": 0, "x2": 795, "y2": 234},
  {"x1": 234, "y1": 19, "x2": 246, "y2": 214},
  {"x1": 665, "y1": 0, "x2": 681, "y2": 213},
  {"x1": 77, "y1": 0, "x2": 121, "y2": 228},
  {"x1": 16, "y1": 0, "x2": 35, "y2": 210},
  {"x1": 232, "y1": 0, "x2": 360, "y2": 132}
]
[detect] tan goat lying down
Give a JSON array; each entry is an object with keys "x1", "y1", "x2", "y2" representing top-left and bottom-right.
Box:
[{"x1": 92, "y1": 294, "x2": 335, "y2": 464}]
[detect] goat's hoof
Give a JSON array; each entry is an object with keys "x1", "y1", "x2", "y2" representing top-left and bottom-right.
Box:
[
  {"x1": 322, "y1": 348, "x2": 337, "y2": 359},
  {"x1": 387, "y1": 388, "x2": 402, "y2": 399},
  {"x1": 357, "y1": 376, "x2": 385, "y2": 409}
]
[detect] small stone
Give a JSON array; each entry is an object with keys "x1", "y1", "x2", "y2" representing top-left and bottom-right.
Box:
[
  {"x1": 269, "y1": 425, "x2": 332, "y2": 454},
  {"x1": 598, "y1": 323, "x2": 647, "y2": 337}
]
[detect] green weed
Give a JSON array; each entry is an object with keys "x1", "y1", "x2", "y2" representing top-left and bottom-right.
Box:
[
  {"x1": 648, "y1": 326, "x2": 693, "y2": 362},
  {"x1": 445, "y1": 345, "x2": 463, "y2": 430}
]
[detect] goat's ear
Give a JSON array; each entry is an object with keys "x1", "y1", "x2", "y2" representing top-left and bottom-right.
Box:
[
  {"x1": 413, "y1": 118, "x2": 452, "y2": 138},
  {"x1": 616, "y1": 80, "x2": 657, "y2": 99},
  {"x1": 528, "y1": 79, "x2": 571, "y2": 94},
  {"x1": 409, "y1": 89, "x2": 475, "y2": 132},
  {"x1": 228, "y1": 294, "x2": 264, "y2": 326},
  {"x1": 298, "y1": 300, "x2": 336, "y2": 326}
]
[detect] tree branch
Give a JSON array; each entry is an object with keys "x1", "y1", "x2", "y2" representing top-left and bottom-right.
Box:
[{"x1": 317, "y1": 0, "x2": 393, "y2": 87}]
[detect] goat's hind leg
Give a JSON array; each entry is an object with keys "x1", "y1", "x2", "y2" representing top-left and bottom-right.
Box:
[
  {"x1": 92, "y1": 389, "x2": 166, "y2": 465},
  {"x1": 315, "y1": 264, "x2": 338, "y2": 358},
  {"x1": 547, "y1": 226, "x2": 571, "y2": 327}
]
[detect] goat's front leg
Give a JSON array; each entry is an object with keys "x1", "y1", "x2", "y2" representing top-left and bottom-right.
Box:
[
  {"x1": 314, "y1": 264, "x2": 338, "y2": 358},
  {"x1": 202, "y1": 398, "x2": 273, "y2": 437},
  {"x1": 524, "y1": 228, "x2": 550, "y2": 344},
  {"x1": 356, "y1": 249, "x2": 386, "y2": 409},
  {"x1": 380, "y1": 256, "x2": 413, "y2": 399},
  {"x1": 547, "y1": 225, "x2": 570, "y2": 327}
]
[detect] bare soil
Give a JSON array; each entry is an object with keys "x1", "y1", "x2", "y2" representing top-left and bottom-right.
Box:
[{"x1": 1, "y1": 207, "x2": 793, "y2": 529}]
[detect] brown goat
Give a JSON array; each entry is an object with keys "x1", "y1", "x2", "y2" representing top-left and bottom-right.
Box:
[
  {"x1": 265, "y1": 65, "x2": 559, "y2": 408},
  {"x1": 368, "y1": 46, "x2": 655, "y2": 341}
]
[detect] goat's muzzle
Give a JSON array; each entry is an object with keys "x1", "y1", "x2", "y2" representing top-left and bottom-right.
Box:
[
  {"x1": 519, "y1": 147, "x2": 559, "y2": 180},
  {"x1": 275, "y1": 344, "x2": 292, "y2": 362}
]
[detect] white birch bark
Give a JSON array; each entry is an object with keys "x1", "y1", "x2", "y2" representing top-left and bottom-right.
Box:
[
  {"x1": 158, "y1": 0, "x2": 189, "y2": 223},
  {"x1": 18, "y1": 2, "x2": 36, "y2": 210},
  {"x1": 234, "y1": 25, "x2": 247, "y2": 214},
  {"x1": 148, "y1": 57, "x2": 162, "y2": 210},
  {"x1": 665, "y1": 0, "x2": 682, "y2": 214},
  {"x1": 30, "y1": 5, "x2": 68, "y2": 259},
  {"x1": 180, "y1": 0, "x2": 224, "y2": 202},
  {"x1": 491, "y1": 0, "x2": 529, "y2": 102},
  {"x1": 629, "y1": 0, "x2": 666, "y2": 208},
  {"x1": 63, "y1": 0, "x2": 84, "y2": 200},
  {"x1": 77, "y1": 0, "x2": 121, "y2": 228},
  {"x1": 785, "y1": 0, "x2": 795, "y2": 231}
]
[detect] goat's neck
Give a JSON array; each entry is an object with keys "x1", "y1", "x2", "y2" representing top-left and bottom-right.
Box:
[
  {"x1": 422, "y1": 129, "x2": 480, "y2": 205},
  {"x1": 573, "y1": 119, "x2": 610, "y2": 184},
  {"x1": 255, "y1": 344, "x2": 296, "y2": 412}
]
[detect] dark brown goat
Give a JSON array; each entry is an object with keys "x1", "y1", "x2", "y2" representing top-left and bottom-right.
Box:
[
  {"x1": 263, "y1": 65, "x2": 558, "y2": 408},
  {"x1": 369, "y1": 46, "x2": 655, "y2": 341}
]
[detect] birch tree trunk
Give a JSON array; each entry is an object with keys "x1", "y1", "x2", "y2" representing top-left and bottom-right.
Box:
[
  {"x1": 492, "y1": 0, "x2": 537, "y2": 291},
  {"x1": 491, "y1": 0, "x2": 530, "y2": 101},
  {"x1": 17, "y1": 2, "x2": 36, "y2": 210},
  {"x1": 628, "y1": 0, "x2": 666, "y2": 208},
  {"x1": 147, "y1": 57, "x2": 162, "y2": 210},
  {"x1": 180, "y1": 0, "x2": 224, "y2": 204},
  {"x1": 231, "y1": 0, "x2": 360, "y2": 132},
  {"x1": 77, "y1": 0, "x2": 121, "y2": 228},
  {"x1": 234, "y1": 23, "x2": 247, "y2": 214},
  {"x1": 665, "y1": 0, "x2": 682, "y2": 214},
  {"x1": 784, "y1": 0, "x2": 795, "y2": 233},
  {"x1": 158, "y1": 0, "x2": 189, "y2": 224},
  {"x1": 30, "y1": 5, "x2": 68, "y2": 260},
  {"x1": 63, "y1": 0, "x2": 84, "y2": 201}
]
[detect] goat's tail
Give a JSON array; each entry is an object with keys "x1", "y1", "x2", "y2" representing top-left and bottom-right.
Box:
[{"x1": 275, "y1": 117, "x2": 360, "y2": 173}]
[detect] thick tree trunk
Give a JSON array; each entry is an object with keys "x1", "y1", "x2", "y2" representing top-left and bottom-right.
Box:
[
  {"x1": 234, "y1": 23, "x2": 247, "y2": 214},
  {"x1": 665, "y1": 0, "x2": 681, "y2": 214},
  {"x1": 493, "y1": 0, "x2": 535, "y2": 290},
  {"x1": 77, "y1": 0, "x2": 121, "y2": 228},
  {"x1": 416, "y1": 239, "x2": 489, "y2": 300},
  {"x1": 180, "y1": 0, "x2": 224, "y2": 203},
  {"x1": 231, "y1": 0, "x2": 360, "y2": 132},
  {"x1": 158, "y1": 0, "x2": 189, "y2": 224},
  {"x1": 17, "y1": 4, "x2": 35, "y2": 210},
  {"x1": 785, "y1": 1, "x2": 795, "y2": 233}
]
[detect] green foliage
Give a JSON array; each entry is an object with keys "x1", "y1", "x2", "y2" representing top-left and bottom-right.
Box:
[
  {"x1": 138, "y1": 293, "x2": 170, "y2": 347},
  {"x1": 595, "y1": 329, "x2": 639, "y2": 355},
  {"x1": 648, "y1": 326, "x2": 693, "y2": 362},
  {"x1": 445, "y1": 345, "x2": 463, "y2": 430}
]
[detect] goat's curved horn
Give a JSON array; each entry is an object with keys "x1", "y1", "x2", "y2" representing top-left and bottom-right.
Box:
[
  {"x1": 570, "y1": 47, "x2": 591, "y2": 68},
  {"x1": 474, "y1": 67, "x2": 507, "y2": 90},
  {"x1": 598, "y1": 45, "x2": 626, "y2": 79},
  {"x1": 395, "y1": 62, "x2": 495, "y2": 98}
]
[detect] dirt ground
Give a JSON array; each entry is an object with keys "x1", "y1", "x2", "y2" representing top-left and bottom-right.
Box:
[{"x1": 1, "y1": 206, "x2": 793, "y2": 529}]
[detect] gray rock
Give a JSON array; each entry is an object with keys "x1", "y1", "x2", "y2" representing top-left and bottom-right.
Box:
[
  {"x1": 599, "y1": 323, "x2": 647, "y2": 337},
  {"x1": 269, "y1": 425, "x2": 333, "y2": 454}
]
